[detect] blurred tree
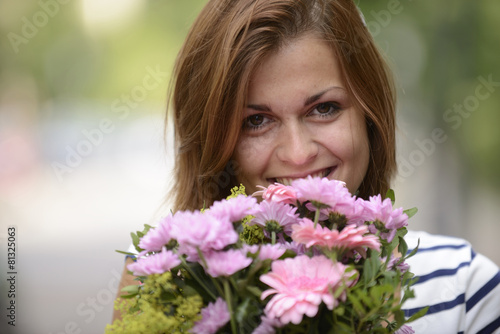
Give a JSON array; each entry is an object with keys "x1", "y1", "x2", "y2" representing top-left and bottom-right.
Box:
[{"x1": 359, "y1": 0, "x2": 500, "y2": 191}]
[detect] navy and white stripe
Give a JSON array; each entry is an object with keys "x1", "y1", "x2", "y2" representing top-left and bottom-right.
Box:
[{"x1": 404, "y1": 230, "x2": 500, "y2": 334}]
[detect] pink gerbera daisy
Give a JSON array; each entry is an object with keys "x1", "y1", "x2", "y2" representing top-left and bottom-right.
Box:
[
  {"x1": 254, "y1": 183, "x2": 298, "y2": 205},
  {"x1": 291, "y1": 219, "x2": 380, "y2": 257},
  {"x1": 260, "y1": 255, "x2": 357, "y2": 325}
]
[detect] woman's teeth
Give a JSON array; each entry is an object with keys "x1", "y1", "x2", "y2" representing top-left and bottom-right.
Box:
[{"x1": 275, "y1": 168, "x2": 331, "y2": 185}]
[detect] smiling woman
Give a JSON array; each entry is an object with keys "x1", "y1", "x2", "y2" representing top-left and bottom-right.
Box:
[
  {"x1": 169, "y1": 0, "x2": 395, "y2": 212},
  {"x1": 113, "y1": 0, "x2": 500, "y2": 332}
]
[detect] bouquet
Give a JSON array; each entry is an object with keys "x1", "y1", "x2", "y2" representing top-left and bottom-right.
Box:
[{"x1": 106, "y1": 177, "x2": 426, "y2": 333}]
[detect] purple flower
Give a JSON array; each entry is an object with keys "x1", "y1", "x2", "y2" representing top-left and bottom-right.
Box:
[
  {"x1": 173, "y1": 211, "x2": 239, "y2": 261},
  {"x1": 252, "y1": 315, "x2": 282, "y2": 334},
  {"x1": 127, "y1": 247, "x2": 180, "y2": 276},
  {"x1": 395, "y1": 325, "x2": 415, "y2": 334},
  {"x1": 386, "y1": 256, "x2": 410, "y2": 274},
  {"x1": 281, "y1": 240, "x2": 308, "y2": 256},
  {"x1": 249, "y1": 200, "x2": 299, "y2": 236},
  {"x1": 363, "y1": 195, "x2": 408, "y2": 242},
  {"x1": 138, "y1": 214, "x2": 175, "y2": 252},
  {"x1": 191, "y1": 298, "x2": 230, "y2": 334},
  {"x1": 208, "y1": 195, "x2": 257, "y2": 222},
  {"x1": 292, "y1": 176, "x2": 354, "y2": 210},
  {"x1": 202, "y1": 249, "x2": 253, "y2": 277}
]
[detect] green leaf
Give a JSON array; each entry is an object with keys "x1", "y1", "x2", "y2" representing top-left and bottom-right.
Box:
[
  {"x1": 131, "y1": 232, "x2": 139, "y2": 246},
  {"x1": 246, "y1": 285, "x2": 263, "y2": 298},
  {"x1": 121, "y1": 284, "x2": 140, "y2": 294},
  {"x1": 180, "y1": 285, "x2": 199, "y2": 297},
  {"x1": 363, "y1": 258, "x2": 373, "y2": 285},
  {"x1": 115, "y1": 250, "x2": 135, "y2": 256},
  {"x1": 385, "y1": 189, "x2": 395, "y2": 205},
  {"x1": 119, "y1": 293, "x2": 138, "y2": 299},
  {"x1": 393, "y1": 309, "x2": 405, "y2": 325},
  {"x1": 348, "y1": 292, "x2": 365, "y2": 316},
  {"x1": 404, "y1": 207, "x2": 418, "y2": 219},
  {"x1": 398, "y1": 236, "x2": 408, "y2": 257},
  {"x1": 407, "y1": 306, "x2": 429, "y2": 323},
  {"x1": 334, "y1": 305, "x2": 345, "y2": 316},
  {"x1": 405, "y1": 238, "x2": 420, "y2": 260}
]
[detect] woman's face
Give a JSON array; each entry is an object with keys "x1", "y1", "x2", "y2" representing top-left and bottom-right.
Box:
[{"x1": 233, "y1": 34, "x2": 370, "y2": 196}]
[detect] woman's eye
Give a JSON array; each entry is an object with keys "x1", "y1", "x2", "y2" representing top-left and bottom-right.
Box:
[
  {"x1": 311, "y1": 102, "x2": 341, "y2": 117},
  {"x1": 242, "y1": 114, "x2": 270, "y2": 131},
  {"x1": 248, "y1": 114, "x2": 264, "y2": 126}
]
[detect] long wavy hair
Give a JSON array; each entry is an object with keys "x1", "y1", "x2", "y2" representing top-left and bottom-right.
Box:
[{"x1": 168, "y1": 0, "x2": 396, "y2": 211}]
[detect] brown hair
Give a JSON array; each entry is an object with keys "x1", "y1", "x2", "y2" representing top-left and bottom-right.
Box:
[{"x1": 168, "y1": 0, "x2": 396, "y2": 211}]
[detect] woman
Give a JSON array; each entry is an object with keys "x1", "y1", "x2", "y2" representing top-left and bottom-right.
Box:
[{"x1": 115, "y1": 0, "x2": 500, "y2": 332}]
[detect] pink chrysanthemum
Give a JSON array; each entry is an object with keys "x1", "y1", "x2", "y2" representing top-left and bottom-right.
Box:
[
  {"x1": 202, "y1": 249, "x2": 253, "y2": 277},
  {"x1": 344, "y1": 197, "x2": 373, "y2": 226},
  {"x1": 260, "y1": 255, "x2": 357, "y2": 325},
  {"x1": 252, "y1": 315, "x2": 282, "y2": 334},
  {"x1": 208, "y1": 195, "x2": 257, "y2": 222},
  {"x1": 292, "y1": 176, "x2": 354, "y2": 210},
  {"x1": 138, "y1": 214, "x2": 175, "y2": 252},
  {"x1": 291, "y1": 219, "x2": 380, "y2": 257},
  {"x1": 249, "y1": 200, "x2": 299, "y2": 236},
  {"x1": 254, "y1": 183, "x2": 298, "y2": 205},
  {"x1": 173, "y1": 211, "x2": 238, "y2": 261},
  {"x1": 363, "y1": 195, "x2": 408, "y2": 242},
  {"x1": 243, "y1": 244, "x2": 287, "y2": 261},
  {"x1": 127, "y1": 247, "x2": 180, "y2": 276},
  {"x1": 191, "y1": 298, "x2": 230, "y2": 334}
]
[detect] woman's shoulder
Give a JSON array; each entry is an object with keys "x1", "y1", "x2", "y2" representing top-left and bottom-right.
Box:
[
  {"x1": 404, "y1": 229, "x2": 499, "y2": 280},
  {"x1": 405, "y1": 230, "x2": 472, "y2": 251},
  {"x1": 403, "y1": 230, "x2": 500, "y2": 334},
  {"x1": 403, "y1": 230, "x2": 479, "y2": 280}
]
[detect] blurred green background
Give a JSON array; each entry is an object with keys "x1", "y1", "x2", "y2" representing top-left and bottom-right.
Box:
[{"x1": 0, "y1": 1, "x2": 499, "y2": 333}]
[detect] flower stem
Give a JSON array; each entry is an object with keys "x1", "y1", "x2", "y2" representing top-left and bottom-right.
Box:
[
  {"x1": 314, "y1": 208, "x2": 320, "y2": 228},
  {"x1": 224, "y1": 279, "x2": 237, "y2": 334},
  {"x1": 178, "y1": 255, "x2": 217, "y2": 301},
  {"x1": 271, "y1": 231, "x2": 276, "y2": 245}
]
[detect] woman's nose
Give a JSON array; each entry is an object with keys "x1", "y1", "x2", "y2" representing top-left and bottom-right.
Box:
[{"x1": 276, "y1": 122, "x2": 318, "y2": 166}]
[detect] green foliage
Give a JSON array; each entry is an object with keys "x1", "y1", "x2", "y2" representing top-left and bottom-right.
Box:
[
  {"x1": 105, "y1": 272, "x2": 203, "y2": 334},
  {"x1": 228, "y1": 184, "x2": 248, "y2": 198},
  {"x1": 240, "y1": 221, "x2": 265, "y2": 245},
  {"x1": 129, "y1": 224, "x2": 152, "y2": 254}
]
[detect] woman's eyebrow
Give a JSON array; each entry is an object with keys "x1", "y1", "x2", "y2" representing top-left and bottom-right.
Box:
[
  {"x1": 304, "y1": 86, "x2": 343, "y2": 106},
  {"x1": 246, "y1": 103, "x2": 270, "y2": 112},
  {"x1": 246, "y1": 86, "x2": 344, "y2": 111}
]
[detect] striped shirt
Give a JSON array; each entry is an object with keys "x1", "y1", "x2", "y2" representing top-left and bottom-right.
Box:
[{"x1": 404, "y1": 230, "x2": 500, "y2": 334}]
